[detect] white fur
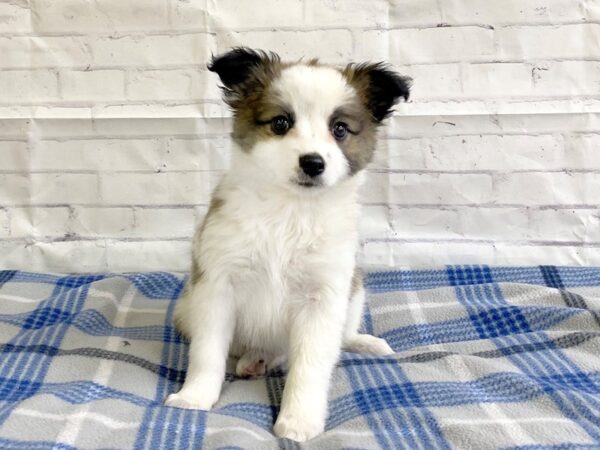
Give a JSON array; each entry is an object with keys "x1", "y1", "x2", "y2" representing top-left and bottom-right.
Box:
[{"x1": 165, "y1": 65, "x2": 394, "y2": 442}]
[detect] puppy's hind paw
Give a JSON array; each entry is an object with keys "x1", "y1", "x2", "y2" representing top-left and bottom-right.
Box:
[
  {"x1": 165, "y1": 391, "x2": 216, "y2": 411},
  {"x1": 342, "y1": 334, "x2": 394, "y2": 356},
  {"x1": 236, "y1": 354, "x2": 267, "y2": 378}
]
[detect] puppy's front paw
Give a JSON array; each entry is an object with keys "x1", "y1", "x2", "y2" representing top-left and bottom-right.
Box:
[
  {"x1": 273, "y1": 413, "x2": 323, "y2": 442},
  {"x1": 165, "y1": 391, "x2": 217, "y2": 411}
]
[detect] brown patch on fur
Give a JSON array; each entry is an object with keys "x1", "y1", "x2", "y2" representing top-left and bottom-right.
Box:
[
  {"x1": 329, "y1": 104, "x2": 378, "y2": 174},
  {"x1": 350, "y1": 267, "x2": 364, "y2": 297},
  {"x1": 189, "y1": 194, "x2": 224, "y2": 286},
  {"x1": 208, "y1": 195, "x2": 224, "y2": 214},
  {"x1": 231, "y1": 73, "x2": 287, "y2": 151},
  {"x1": 341, "y1": 63, "x2": 411, "y2": 122},
  {"x1": 338, "y1": 62, "x2": 410, "y2": 173},
  {"x1": 190, "y1": 257, "x2": 204, "y2": 286},
  {"x1": 209, "y1": 49, "x2": 296, "y2": 152}
]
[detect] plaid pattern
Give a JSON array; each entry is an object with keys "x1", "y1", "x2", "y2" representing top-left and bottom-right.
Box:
[{"x1": 0, "y1": 266, "x2": 599, "y2": 449}]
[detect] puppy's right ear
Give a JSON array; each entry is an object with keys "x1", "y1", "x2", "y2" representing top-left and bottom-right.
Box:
[{"x1": 208, "y1": 47, "x2": 278, "y2": 90}]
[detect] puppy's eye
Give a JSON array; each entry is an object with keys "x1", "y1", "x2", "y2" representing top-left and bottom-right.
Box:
[
  {"x1": 332, "y1": 122, "x2": 348, "y2": 140},
  {"x1": 271, "y1": 116, "x2": 290, "y2": 135}
]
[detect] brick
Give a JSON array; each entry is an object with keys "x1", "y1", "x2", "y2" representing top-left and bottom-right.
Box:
[
  {"x1": 218, "y1": 30, "x2": 354, "y2": 63},
  {"x1": 491, "y1": 244, "x2": 600, "y2": 266},
  {"x1": 0, "y1": 0, "x2": 31, "y2": 33},
  {"x1": 0, "y1": 208, "x2": 8, "y2": 238},
  {"x1": 33, "y1": 117, "x2": 230, "y2": 140},
  {"x1": 30, "y1": 174, "x2": 100, "y2": 204},
  {"x1": 497, "y1": 24, "x2": 600, "y2": 61},
  {"x1": 370, "y1": 138, "x2": 424, "y2": 171},
  {"x1": 9, "y1": 207, "x2": 71, "y2": 238},
  {"x1": 359, "y1": 172, "x2": 388, "y2": 204},
  {"x1": 0, "y1": 141, "x2": 28, "y2": 171},
  {"x1": 360, "y1": 241, "x2": 496, "y2": 267},
  {"x1": 458, "y1": 208, "x2": 531, "y2": 240},
  {"x1": 461, "y1": 63, "x2": 533, "y2": 98},
  {"x1": 390, "y1": 173, "x2": 494, "y2": 204},
  {"x1": 30, "y1": 0, "x2": 169, "y2": 32},
  {"x1": 304, "y1": 0, "x2": 388, "y2": 27},
  {"x1": 0, "y1": 36, "x2": 93, "y2": 69},
  {"x1": 390, "y1": 207, "x2": 460, "y2": 239},
  {"x1": 388, "y1": 207, "x2": 600, "y2": 242},
  {"x1": 165, "y1": 138, "x2": 230, "y2": 171},
  {"x1": 383, "y1": 135, "x2": 565, "y2": 171},
  {"x1": 133, "y1": 208, "x2": 195, "y2": 238},
  {"x1": 69, "y1": 207, "x2": 135, "y2": 237},
  {"x1": 91, "y1": 34, "x2": 215, "y2": 67},
  {"x1": 0, "y1": 175, "x2": 29, "y2": 204},
  {"x1": 106, "y1": 240, "x2": 191, "y2": 272},
  {"x1": 385, "y1": 113, "x2": 599, "y2": 139},
  {"x1": 0, "y1": 37, "x2": 30, "y2": 69},
  {"x1": 169, "y1": 0, "x2": 209, "y2": 29},
  {"x1": 0, "y1": 239, "x2": 177, "y2": 273},
  {"x1": 28, "y1": 106, "x2": 92, "y2": 119},
  {"x1": 440, "y1": 0, "x2": 591, "y2": 25},
  {"x1": 353, "y1": 29, "x2": 390, "y2": 63},
  {"x1": 127, "y1": 69, "x2": 220, "y2": 101},
  {"x1": 0, "y1": 120, "x2": 29, "y2": 139},
  {"x1": 565, "y1": 134, "x2": 600, "y2": 169},
  {"x1": 388, "y1": 27, "x2": 495, "y2": 65},
  {"x1": 532, "y1": 61, "x2": 600, "y2": 97},
  {"x1": 98, "y1": 172, "x2": 213, "y2": 205},
  {"x1": 95, "y1": 103, "x2": 225, "y2": 120},
  {"x1": 0, "y1": 70, "x2": 58, "y2": 102},
  {"x1": 25, "y1": 241, "x2": 109, "y2": 272},
  {"x1": 529, "y1": 208, "x2": 600, "y2": 242},
  {"x1": 389, "y1": 0, "x2": 443, "y2": 27},
  {"x1": 61, "y1": 70, "x2": 125, "y2": 101},
  {"x1": 210, "y1": 0, "x2": 304, "y2": 28},
  {"x1": 128, "y1": 70, "x2": 191, "y2": 101},
  {"x1": 69, "y1": 206, "x2": 195, "y2": 240},
  {"x1": 359, "y1": 205, "x2": 395, "y2": 240},
  {"x1": 390, "y1": 207, "x2": 531, "y2": 240},
  {"x1": 32, "y1": 139, "x2": 163, "y2": 171},
  {"x1": 493, "y1": 173, "x2": 600, "y2": 205},
  {"x1": 395, "y1": 64, "x2": 461, "y2": 100},
  {"x1": 360, "y1": 241, "x2": 600, "y2": 267}
]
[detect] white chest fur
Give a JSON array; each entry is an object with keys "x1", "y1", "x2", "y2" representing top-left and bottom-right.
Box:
[{"x1": 196, "y1": 172, "x2": 361, "y2": 354}]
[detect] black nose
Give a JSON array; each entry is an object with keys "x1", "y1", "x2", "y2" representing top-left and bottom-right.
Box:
[{"x1": 299, "y1": 153, "x2": 325, "y2": 177}]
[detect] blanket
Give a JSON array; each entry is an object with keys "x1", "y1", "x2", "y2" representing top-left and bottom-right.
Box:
[{"x1": 0, "y1": 266, "x2": 599, "y2": 449}]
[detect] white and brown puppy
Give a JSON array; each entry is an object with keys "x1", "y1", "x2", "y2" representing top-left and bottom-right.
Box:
[{"x1": 165, "y1": 48, "x2": 411, "y2": 441}]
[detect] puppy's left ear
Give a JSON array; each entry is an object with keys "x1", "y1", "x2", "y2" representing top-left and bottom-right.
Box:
[
  {"x1": 208, "y1": 47, "x2": 273, "y2": 88},
  {"x1": 344, "y1": 63, "x2": 412, "y2": 122},
  {"x1": 208, "y1": 47, "x2": 280, "y2": 109}
]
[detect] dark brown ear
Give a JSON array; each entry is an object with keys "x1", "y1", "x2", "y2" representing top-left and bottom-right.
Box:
[
  {"x1": 208, "y1": 48, "x2": 279, "y2": 96},
  {"x1": 344, "y1": 63, "x2": 412, "y2": 122}
]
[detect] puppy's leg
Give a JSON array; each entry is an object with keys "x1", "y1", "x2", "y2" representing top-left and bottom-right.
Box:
[
  {"x1": 273, "y1": 287, "x2": 345, "y2": 442},
  {"x1": 342, "y1": 270, "x2": 394, "y2": 356},
  {"x1": 165, "y1": 277, "x2": 234, "y2": 410}
]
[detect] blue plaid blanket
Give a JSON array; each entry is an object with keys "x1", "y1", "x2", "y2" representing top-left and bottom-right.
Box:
[{"x1": 1, "y1": 266, "x2": 599, "y2": 449}]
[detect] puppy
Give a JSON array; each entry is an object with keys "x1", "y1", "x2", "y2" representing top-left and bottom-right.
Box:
[{"x1": 165, "y1": 48, "x2": 411, "y2": 442}]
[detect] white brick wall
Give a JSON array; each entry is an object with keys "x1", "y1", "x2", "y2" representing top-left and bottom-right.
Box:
[{"x1": 0, "y1": 0, "x2": 598, "y2": 272}]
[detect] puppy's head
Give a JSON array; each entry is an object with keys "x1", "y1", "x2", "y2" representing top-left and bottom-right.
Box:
[{"x1": 209, "y1": 47, "x2": 411, "y2": 190}]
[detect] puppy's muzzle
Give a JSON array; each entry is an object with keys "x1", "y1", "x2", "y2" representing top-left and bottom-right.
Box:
[{"x1": 299, "y1": 153, "x2": 325, "y2": 178}]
